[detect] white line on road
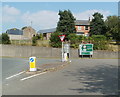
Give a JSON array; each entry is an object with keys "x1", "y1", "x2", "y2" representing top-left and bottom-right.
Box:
[
  {"x1": 6, "y1": 71, "x2": 25, "y2": 80},
  {"x1": 20, "y1": 72, "x2": 47, "y2": 81}
]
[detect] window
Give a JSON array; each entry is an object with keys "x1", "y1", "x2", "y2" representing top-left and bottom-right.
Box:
[
  {"x1": 85, "y1": 26, "x2": 89, "y2": 30},
  {"x1": 78, "y1": 26, "x2": 81, "y2": 30},
  {"x1": 76, "y1": 32, "x2": 84, "y2": 35}
]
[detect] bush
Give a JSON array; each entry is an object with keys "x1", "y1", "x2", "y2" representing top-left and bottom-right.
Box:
[
  {"x1": 50, "y1": 32, "x2": 62, "y2": 48},
  {"x1": 1, "y1": 33, "x2": 11, "y2": 44},
  {"x1": 32, "y1": 36, "x2": 38, "y2": 46},
  {"x1": 36, "y1": 33, "x2": 43, "y2": 40},
  {"x1": 91, "y1": 35, "x2": 108, "y2": 50},
  {"x1": 67, "y1": 34, "x2": 85, "y2": 48},
  {"x1": 32, "y1": 34, "x2": 44, "y2": 46}
]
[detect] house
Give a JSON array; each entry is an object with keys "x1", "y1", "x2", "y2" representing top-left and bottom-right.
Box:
[
  {"x1": 37, "y1": 28, "x2": 56, "y2": 40},
  {"x1": 37, "y1": 19, "x2": 90, "y2": 40},
  {"x1": 6, "y1": 26, "x2": 36, "y2": 40},
  {"x1": 75, "y1": 20, "x2": 90, "y2": 36},
  {"x1": 6, "y1": 28, "x2": 23, "y2": 40},
  {"x1": 22, "y1": 26, "x2": 36, "y2": 40}
]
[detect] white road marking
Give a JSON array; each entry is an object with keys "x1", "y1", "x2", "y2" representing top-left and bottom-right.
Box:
[
  {"x1": 6, "y1": 71, "x2": 25, "y2": 80},
  {"x1": 20, "y1": 72, "x2": 47, "y2": 81}
]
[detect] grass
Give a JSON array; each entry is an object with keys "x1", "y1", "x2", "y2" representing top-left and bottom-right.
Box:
[
  {"x1": 10, "y1": 39, "x2": 50, "y2": 47},
  {"x1": 9, "y1": 40, "x2": 120, "y2": 51},
  {"x1": 108, "y1": 41, "x2": 120, "y2": 51},
  {"x1": 11, "y1": 40, "x2": 32, "y2": 46},
  {"x1": 37, "y1": 40, "x2": 50, "y2": 47}
]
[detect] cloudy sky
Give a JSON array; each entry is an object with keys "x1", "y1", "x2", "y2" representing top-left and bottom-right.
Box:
[{"x1": 2, "y1": 2, "x2": 118, "y2": 32}]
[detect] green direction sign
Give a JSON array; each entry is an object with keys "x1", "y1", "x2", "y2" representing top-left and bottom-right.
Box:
[{"x1": 79, "y1": 44, "x2": 93, "y2": 55}]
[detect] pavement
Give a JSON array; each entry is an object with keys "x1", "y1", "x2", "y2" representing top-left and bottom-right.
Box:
[
  {"x1": 1, "y1": 58, "x2": 118, "y2": 95},
  {"x1": 26, "y1": 61, "x2": 69, "y2": 74},
  {"x1": 24, "y1": 60, "x2": 70, "y2": 80}
]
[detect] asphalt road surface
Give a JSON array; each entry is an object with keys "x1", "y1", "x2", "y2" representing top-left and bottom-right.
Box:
[{"x1": 2, "y1": 58, "x2": 118, "y2": 95}]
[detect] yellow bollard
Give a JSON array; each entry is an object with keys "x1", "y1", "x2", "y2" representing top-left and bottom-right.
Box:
[{"x1": 29, "y1": 57, "x2": 37, "y2": 71}]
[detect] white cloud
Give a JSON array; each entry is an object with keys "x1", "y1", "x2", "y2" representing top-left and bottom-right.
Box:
[
  {"x1": 3, "y1": 5, "x2": 20, "y2": 15},
  {"x1": 2, "y1": 5, "x2": 111, "y2": 31},
  {"x1": 22, "y1": 10, "x2": 59, "y2": 30},
  {"x1": 22, "y1": 9, "x2": 110, "y2": 30},
  {"x1": 74, "y1": 9, "x2": 110, "y2": 20},
  {"x1": 2, "y1": 5, "x2": 21, "y2": 23}
]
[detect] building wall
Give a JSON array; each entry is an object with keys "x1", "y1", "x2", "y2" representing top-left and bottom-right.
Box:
[
  {"x1": 46, "y1": 33, "x2": 52, "y2": 40},
  {"x1": 43, "y1": 33, "x2": 52, "y2": 40},
  {"x1": 1, "y1": 45, "x2": 118, "y2": 59},
  {"x1": 8, "y1": 34, "x2": 24, "y2": 40},
  {"x1": 75, "y1": 25, "x2": 90, "y2": 35},
  {"x1": 23, "y1": 27, "x2": 36, "y2": 39}
]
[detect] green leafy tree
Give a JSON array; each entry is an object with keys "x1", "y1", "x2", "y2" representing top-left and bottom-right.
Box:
[
  {"x1": 91, "y1": 35, "x2": 108, "y2": 50},
  {"x1": 105, "y1": 15, "x2": 120, "y2": 41},
  {"x1": 1, "y1": 33, "x2": 11, "y2": 44},
  {"x1": 0, "y1": 34, "x2": 2, "y2": 44},
  {"x1": 39, "y1": 33, "x2": 43, "y2": 40},
  {"x1": 21, "y1": 26, "x2": 27, "y2": 30},
  {"x1": 50, "y1": 32, "x2": 61, "y2": 48},
  {"x1": 56, "y1": 10, "x2": 76, "y2": 35},
  {"x1": 90, "y1": 12, "x2": 107, "y2": 35},
  {"x1": 32, "y1": 35, "x2": 38, "y2": 46}
]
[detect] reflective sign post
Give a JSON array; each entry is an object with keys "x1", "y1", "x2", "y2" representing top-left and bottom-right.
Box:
[
  {"x1": 29, "y1": 57, "x2": 37, "y2": 71},
  {"x1": 58, "y1": 35, "x2": 66, "y2": 62},
  {"x1": 62, "y1": 41, "x2": 64, "y2": 62}
]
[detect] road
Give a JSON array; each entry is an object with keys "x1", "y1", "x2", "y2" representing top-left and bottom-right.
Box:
[{"x1": 1, "y1": 58, "x2": 118, "y2": 95}]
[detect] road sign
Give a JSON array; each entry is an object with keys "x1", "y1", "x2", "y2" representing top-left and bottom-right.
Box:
[
  {"x1": 29, "y1": 57, "x2": 37, "y2": 71},
  {"x1": 30, "y1": 58, "x2": 34, "y2": 62},
  {"x1": 58, "y1": 35, "x2": 65, "y2": 42},
  {"x1": 58, "y1": 35, "x2": 66, "y2": 62},
  {"x1": 64, "y1": 44, "x2": 70, "y2": 53},
  {"x1": 79, "y1": 44, "x2": 93, "y2": 55}
]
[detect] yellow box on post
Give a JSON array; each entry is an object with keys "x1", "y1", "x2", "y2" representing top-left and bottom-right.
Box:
[{"x1": 29, "y1": 57, "x2": 37, "y2": 71}]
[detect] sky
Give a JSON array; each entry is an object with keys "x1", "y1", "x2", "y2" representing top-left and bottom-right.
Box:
[{"x1": 1, "y1": 1, "x2": 118, "y2": 33}]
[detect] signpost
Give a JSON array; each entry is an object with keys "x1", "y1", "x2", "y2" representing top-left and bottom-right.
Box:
[
  {"x1": 64, "y1": 43, "x2": 70, "y2": 59},
  {"x1": 58, "y1": 35, "x2": 65, "y2": 62},
  {"x1": 79, "y1": 44, "x2": 93, "y2": 58}
]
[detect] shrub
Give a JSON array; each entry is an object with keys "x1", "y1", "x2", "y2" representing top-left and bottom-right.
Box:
[
  {"x1": 67, "y1": 34, "x2": 85, "y2": 48},
  {"x1": 32, "y1": 36, "x2": 38, "y2": 46},
  {"x1": 1, "y1": 33, "x2": 11, "y2": 44},
  {"x1": 50, "y1": 32, "x2": 62, "y2": 48},
  {"x1": 91, "y1": 35, "x2": 108, "y2": 50},
  {"x1": 36, "y1": 33, "x2": 43, "y2": 40}
]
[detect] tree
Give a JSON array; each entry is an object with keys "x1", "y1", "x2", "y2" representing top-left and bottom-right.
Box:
[
  {"x1": 105, "y1": 15, "x2": 120, "y2": 41},
  {"x1": 56, "y1": 10, "x2": 76, "y2": 35},
  {"x1": 0, "y1": 34, "x2": 2, "y2": 44},
  {"x1": 91, "y1": 35, "x2": 108, "y2": 50},
  {"x1": 32, "y1": 35, "x2": 38, "y2": 46},
  {"x1": 21, "y1": 26, "x2": 27, "y2": 30},
  {"x1": 1, "y1": 33, "x2": 11, "y2": 44},
  {"x1": 90, "y1": 12, "x2": 107, "y2": 35},
  {"x1": 50, "y1": 32, "x2": 61, "y2": 48}
]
